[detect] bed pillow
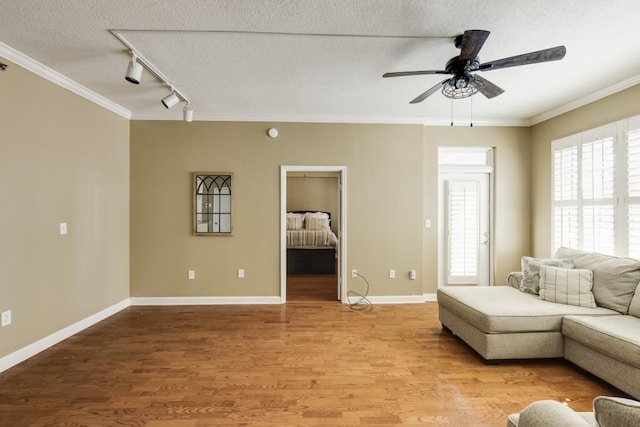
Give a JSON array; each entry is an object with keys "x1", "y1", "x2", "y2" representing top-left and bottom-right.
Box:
[
  {"x1": 538, "y1": 265, "x2": 596, "y2": 308},
  {"x1": 520, "y1": 256, "x2": 574, "y2": 295},
  {"x1": 304, "y1": 212, "x2": 330, "y2": 230},
  {"x1": 286, "y1": 213, "x2": 304, "y2": 230}
]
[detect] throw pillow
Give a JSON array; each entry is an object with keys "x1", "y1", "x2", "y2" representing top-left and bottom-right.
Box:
[
  {"x1": 304, "y1": 212, "x2": 330, "y2": 230},
  {"x1": 286, "y1": 213, "x2": 304, "y2": 230},
  {"x1": 538, "y1": 265, "x2": 596, "y2": 308},
  {"x1": 520, "y1": 256, "x2": 574, "y2": 295}
]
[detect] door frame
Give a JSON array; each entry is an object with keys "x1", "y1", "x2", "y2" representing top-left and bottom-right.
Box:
[
  {"x1": 438, "y1": 165, "x2": 494, "y2": 287},
  {"x1": 280, "y1": 165, "x2": 347, "y2": 303}
]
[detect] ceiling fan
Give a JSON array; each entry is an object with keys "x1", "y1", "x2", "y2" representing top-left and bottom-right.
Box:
[{"x1": 383, "y1": 30, "x2": 566, "y2": 103}]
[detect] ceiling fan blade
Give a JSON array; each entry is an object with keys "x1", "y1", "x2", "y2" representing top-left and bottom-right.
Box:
[
  {"x1": 459, "y1": 30, "x2": 491, "y2": 61},
  {"x1": 473, "y1": 75, "x2": 504, "y2": 99},
  {"x1": 383, "y1": 70, "x2": 448, "y2": 78},
  {"x1": 410, "y1": 79, "x2": 450, "y2": 104},
  {"x1": 479, "y1": 45, "x2": 566, "y2": 71}
]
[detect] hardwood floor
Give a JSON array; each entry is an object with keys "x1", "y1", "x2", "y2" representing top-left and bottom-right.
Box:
[
  {"x1": 0, "y1": 302, "x2": 622, "y2": 426},
  {"x1": 287, "y1": 274, "x2": 338, "y2": 301}
]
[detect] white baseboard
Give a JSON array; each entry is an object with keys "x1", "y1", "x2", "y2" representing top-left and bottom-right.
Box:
[
  {"x1": 0, "y1": 298, "x2": 131, "y2": 374},
  {"x1": 130, "y1": 296, "x2": 282, "y2": 305},
  {"x1": 424, "y1": 293, "x2": 437, "y2": 302},
  {"x1": 360, "y1": 294, "x2": 434, "y2": 304}
]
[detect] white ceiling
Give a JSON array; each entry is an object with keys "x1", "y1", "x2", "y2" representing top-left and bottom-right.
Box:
[{"x1": 1, "y1": 0, "x2": 639, "y2": 125}]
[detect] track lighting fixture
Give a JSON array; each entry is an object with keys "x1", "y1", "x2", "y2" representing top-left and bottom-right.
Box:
[
  {"x1": 183, "y1": 104, "x2": 194, "y2": 122},
  {"x1": 125, "y1": 53, "x2": 143, "y2": 84},
  {"x1": 161, "y1": 90, "x2": 180, "y2": 109},
  {"x1": 111, "y1": 30, "x2": 193, "y2": 121}
]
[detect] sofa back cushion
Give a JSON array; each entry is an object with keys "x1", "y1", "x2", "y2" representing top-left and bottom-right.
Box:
[
  {"x1": 554, "y1": 247, "x2": 640, "y2": 314},
  {"x1": 629, "y1": 282, "x2": 640, "y2": 318}
]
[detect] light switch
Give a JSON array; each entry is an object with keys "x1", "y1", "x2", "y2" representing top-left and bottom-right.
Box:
[
  {"x1": 188, "y1": 270, "x2": 195, "y2": 280},
  {"x1": 238, "y1": 269, "x2": 245, "y2": 279},
  {"x1": 425, "y1": 219, "x2": 432, "y2": 228},
  {"x1": 59, "y1": 222, "x2": 68, "y2": 235}
]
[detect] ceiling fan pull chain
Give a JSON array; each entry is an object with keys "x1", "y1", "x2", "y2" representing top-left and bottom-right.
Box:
[
  {"x1": 470, "y1": 95, "x2": 473, "y2": 127},
  {"x1": 450, "y1": 96, "x2": 454, "y2": 126}
]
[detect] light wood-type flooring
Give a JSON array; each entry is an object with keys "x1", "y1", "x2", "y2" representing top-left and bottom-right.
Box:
[{"x1": 0, "y1": 280, "x2": 623, "y2": 426}]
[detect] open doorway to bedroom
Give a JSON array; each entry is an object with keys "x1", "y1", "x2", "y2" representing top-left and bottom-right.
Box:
[{"x1": 280, "y1": 166, "x2": 346, "y2": 303}]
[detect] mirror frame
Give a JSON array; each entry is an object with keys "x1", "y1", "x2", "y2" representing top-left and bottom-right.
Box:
[{"x1": 192, "y1": 172, "x2": 234, "y2": 236}]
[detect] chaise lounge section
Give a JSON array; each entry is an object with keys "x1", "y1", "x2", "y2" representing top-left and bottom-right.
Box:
[{"x1": 437, "y1": 247, "x2": 640, "y2": 399}]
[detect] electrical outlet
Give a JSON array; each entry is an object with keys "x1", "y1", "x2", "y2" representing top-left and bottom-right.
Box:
[
  {"x1": 1, "y1": 310, "x2": 11, "y2": 327},
  {"x1": 389, "y1": 269, "x2": 396, "y2": 279},
  {"x1": 238, "y1": 269, "x2": 245, "y2": 279},
  {"x1": 188, "y1": 270, "x2": 195, "y2": 280},
  {"x1": 351, "y1": 269, "x2": 358, "y2": 278}
]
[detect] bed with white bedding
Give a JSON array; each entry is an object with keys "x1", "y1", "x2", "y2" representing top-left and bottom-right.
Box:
[{"x1": 286, "y1": 211, "x2": 338, "y2": 274}]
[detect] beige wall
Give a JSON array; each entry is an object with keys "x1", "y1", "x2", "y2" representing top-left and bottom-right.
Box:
[
  {"x1": 0, "y1": 57, "x2": 130, "y2": 358},
  {"x1": 531, "y1": 84, "x2": 640, "y2": 257},
  {"x1": 423, "y1": 126, "x2": 532, "y2": 285},
  {"x1": 130, "y1": 121, "x2": 426, "y2": 297},
  {"x1": 131, "y1": 121, "x2": 532, "y2": 296}
]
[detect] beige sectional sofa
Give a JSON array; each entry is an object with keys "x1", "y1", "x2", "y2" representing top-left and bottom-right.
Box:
[
  {"x1": 437, "y1": 247, "x2": 640, "y2": 400},
  {"x1": 507, "y1": 396, "x2": 640, "y2": 427}
]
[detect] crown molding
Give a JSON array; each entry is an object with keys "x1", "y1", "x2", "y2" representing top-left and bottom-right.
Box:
[
  {"x1": 130, "y1": 111, "x2": 530, "y2": 127},
  {"x1": 529, "y1": 74, "x2": 640, "y2": 126},
  {"x1": 0, "y1": 42, "x2": 131, "y2": 119}
]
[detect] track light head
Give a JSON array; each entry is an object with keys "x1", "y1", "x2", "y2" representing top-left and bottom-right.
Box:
[
  {"x1": 183, "y1": 105, "x2": 194, "y2": 122},
  {"x1": 162, "y1": 91, "x2": 180, "y2": 109},
  {"x1": 125, "y1": 54, "x2": 143, "y2": 84}
]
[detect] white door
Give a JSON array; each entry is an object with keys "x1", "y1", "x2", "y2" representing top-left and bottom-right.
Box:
[{"x1": 440, "y1": 173, "x2": 490, "y2": 286}]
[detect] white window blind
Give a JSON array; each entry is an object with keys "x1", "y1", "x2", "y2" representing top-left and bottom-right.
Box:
[
  {"x1": 552, "y1": 115, "x2": 640, "y2": 257},
  {"x1": 628, "y1": 128, "x2": 640, "y2": 258},
  {"x1": 447, "y1": 180, "x2": 479, "y2": 283}
]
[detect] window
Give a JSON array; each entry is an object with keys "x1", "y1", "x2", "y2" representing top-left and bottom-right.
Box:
[{"x1": 552, "y1": 115, "x2": 640, "y2": 257}]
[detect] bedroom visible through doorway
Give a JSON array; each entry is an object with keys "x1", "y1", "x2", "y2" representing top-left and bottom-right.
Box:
[{"x1": 280, "y1": 166, "x2": 347, "y2": 303}]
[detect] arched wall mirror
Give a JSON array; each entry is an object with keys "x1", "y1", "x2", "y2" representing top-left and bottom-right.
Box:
[{"x1": 193, "y1": 172, "x2": 233, "y2": 235}]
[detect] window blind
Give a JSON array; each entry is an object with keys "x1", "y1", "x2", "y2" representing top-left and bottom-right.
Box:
[
  {"x1": 552, "y1": 115, "x2": 640, "y2": 257},
  {"x1": 447, "y1": 180, "x2": 479, "y2": 282}
]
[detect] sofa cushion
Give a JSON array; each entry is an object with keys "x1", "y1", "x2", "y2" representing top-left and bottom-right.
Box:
[
  {"x1": 593, "y1": 396, "x2": 640, "y2": 427},
  {"x1": 437, "y1": 286, "x2": 617, "y2": 334},
  {"x1": 515, "y1": 400, "x2": 595, "y2": 427},
  {"x1": 629, "y1": 282, "x2": 640, "y2": 318},
  {"x1": 521, "y1": 256, "x2": 574, "y2": 295},
  {"x1": 539, "y1": 266, "x2": 596, "y2": 308},
  {"x1": 555, "y1": 247, "x2": 640, "y2": 314},
  {"x1": 562, "y1": 315, "x2": 640, "y2": 369}
]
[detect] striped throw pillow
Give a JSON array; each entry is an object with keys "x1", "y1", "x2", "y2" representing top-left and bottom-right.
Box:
[{"x1": 539, "y1": 265, "x2": 596, "y2": 308}]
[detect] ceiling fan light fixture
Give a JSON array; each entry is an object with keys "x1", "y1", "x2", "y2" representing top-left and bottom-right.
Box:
[
  {"x1": 442, "y1": 79, "x2": 478, "y2": 99},
  {"x1": 125, "y1": 53, "x2": 143, "y2": 84},
  {"x1": 162, "y1": 90, "x2": 180, "y2": 109}
]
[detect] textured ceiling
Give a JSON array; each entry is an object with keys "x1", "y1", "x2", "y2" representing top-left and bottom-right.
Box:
[{"x1": 1, "y1": 0, "x2": 639, "y2": 125}]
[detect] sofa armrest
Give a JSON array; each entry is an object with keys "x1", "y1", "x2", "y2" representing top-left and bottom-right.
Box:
[
  {"x1": 516, "y1": 400, "x2": 592, "y2": 427},
  {"x1": 507, "y1": 271, "x2": 522, "y2": 289},
  {"x1": 594, "y1": 396, "x2": 640, "y2": 426}
]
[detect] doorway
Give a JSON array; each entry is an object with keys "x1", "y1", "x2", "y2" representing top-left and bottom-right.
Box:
[
  {"x1": 438, "y1": 148, "x2": 493, "y2": 287},
  {"x1": 280, "y1": 166, "x2": 347, "y2": 303}
]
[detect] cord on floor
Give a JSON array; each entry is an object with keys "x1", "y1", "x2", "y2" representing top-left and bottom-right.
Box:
[{"x1": 348, "y1": 272, "x2": 372, "y2": 311}]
